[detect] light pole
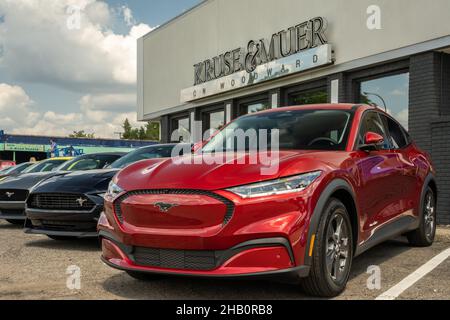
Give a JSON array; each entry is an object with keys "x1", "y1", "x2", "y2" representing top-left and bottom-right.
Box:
[{"x1": 363, "y1": 91, "x2": 387, "y2": 113}]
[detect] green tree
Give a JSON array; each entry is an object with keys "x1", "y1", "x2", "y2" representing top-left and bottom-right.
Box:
[
  {"x1": 121, "y1": 118, "x2": 160, "y2": 141},
  {"x1": 122, "y1": 118, "x2": 133, "y2": 140},
  {"x1": 145, "y1": 121, "x2": 160, "y2": 141},
  {"x1": 138, "y1": 127, "x2": 146, "y2": 140},
  {"x1": 69, "y1": 130, "x2": 95, "y2": 138}
]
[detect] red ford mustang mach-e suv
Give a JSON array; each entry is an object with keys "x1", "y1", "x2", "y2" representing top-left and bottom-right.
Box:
[{"x1": 99, "y1": 104, "x2": 437, "y2": 297}]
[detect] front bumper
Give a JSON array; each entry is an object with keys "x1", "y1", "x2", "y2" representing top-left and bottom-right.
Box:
[
  {"x1": 25, "y1": 196, "x2": 103, "y2": 238},
  {"x1": 100, "y1": 231, "x2": 310, "y2": 279},
  {"x1": 0, "y1": 201, "x2": 26, "y2": 220},
  {"x1": 99, "y1": 187, "x2": 317, "y2": 277}
]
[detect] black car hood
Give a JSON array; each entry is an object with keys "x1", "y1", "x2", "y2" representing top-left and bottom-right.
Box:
[
  {"x1": 31, "y1": 169, "x2": 120, "y2": 194},
  {"x1": 0, "y1": 171, "x2": 63, "y2": 191}
]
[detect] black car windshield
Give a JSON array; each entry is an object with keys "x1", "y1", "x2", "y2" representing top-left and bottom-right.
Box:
[
  {"x1": 109, "y1": 145, "x2": 178, "y2": 169},
  {"x1": 58, "y1": 154, "x2": 123, "y2": 171},
  {"x1": 0, "y1": 162, "x2": 32, "y2": 175},
  {"x1": 202, "y1": 109, "x2": 353, "y2": 152},
  {"x1": 22, "y1": 159, "x2": 68, "y2": 173}
]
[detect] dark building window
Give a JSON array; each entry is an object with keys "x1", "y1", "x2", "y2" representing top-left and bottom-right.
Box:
[
  {"x1": 359, "y1": 72, "x2": 410, "y2": 130},
  {"x1": 170, "y1": 115, "x2": 190, "y2": 142},
  {"x1": 236, "y1": 93, "x2": 270, "y2": 117},
  {"x1": 283, "y1": 79, "x2": 328, "y2": 107},
  {"x1": 238, "y1": 100, "x2": 270, "y2": 116},
  {"x1": 288, "y1": 88, "x2": 328, "y2": 105},
  {"x1": 200, "y1": 106, "x2": 225, "y2": 139}
]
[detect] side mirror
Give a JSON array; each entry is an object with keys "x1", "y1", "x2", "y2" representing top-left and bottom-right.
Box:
[{"x1": 360, "y1": 132, "x2": 384, "y2": 151}]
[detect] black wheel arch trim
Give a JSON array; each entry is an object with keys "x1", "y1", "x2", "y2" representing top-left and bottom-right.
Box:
[
  {"x1": 303, "y1": 178, "x2": 358, "y2": 266},
  {"x1": 420, "y1": 173, "x2": 437, "y2": 220}
]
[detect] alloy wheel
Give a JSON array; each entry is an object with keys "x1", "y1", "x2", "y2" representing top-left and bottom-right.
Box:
[
  {"x1": 325, "y1": 212, "x2": 350, "y2": 282},
  {"x1": 424, "y1": 191, "x2": 436, "y2": 241}
]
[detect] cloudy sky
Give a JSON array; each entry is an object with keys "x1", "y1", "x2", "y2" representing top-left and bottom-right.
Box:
[{"x1": 0, "y1": 0, "x2": 200, "y2": 138}]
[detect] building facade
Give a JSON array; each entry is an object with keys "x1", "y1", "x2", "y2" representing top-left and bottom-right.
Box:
[{"x1": 138, "y1": 0, "x2": 450, "y2": 224}]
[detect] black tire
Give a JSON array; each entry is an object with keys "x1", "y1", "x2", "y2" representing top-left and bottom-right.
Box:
[
  {"x1": 47, "y1": 235, "x2": 78, "y2": 241},
  {"x1": 301, "y1": 198, "x2": 353, "y2": 298},
  {"x1": 407, "y1": 186, "x2": 436, "y2": 247},
  {"x1": 6, "y1": 219, "x2": 24, "y2": 226},
  {"x1": 126, "y1": 271, "x2": 161, "y2": 281}
]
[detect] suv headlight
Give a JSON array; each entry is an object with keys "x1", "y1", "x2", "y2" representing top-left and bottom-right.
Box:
[
  {"x1": 106, "y1": 181, "x2": 124, "y2": 199},
  {"x1": 226, "y1": 171, "x2": 322, "y2": 199}
]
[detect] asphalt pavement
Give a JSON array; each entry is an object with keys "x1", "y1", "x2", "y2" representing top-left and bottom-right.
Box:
[{"x1": 0, "y1": 220, "x2": 449, "y2": 300}]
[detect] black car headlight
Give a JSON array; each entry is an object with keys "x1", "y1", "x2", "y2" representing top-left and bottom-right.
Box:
[{"x1": 226, "y1": 171, "x2": 322, "y2": 199}]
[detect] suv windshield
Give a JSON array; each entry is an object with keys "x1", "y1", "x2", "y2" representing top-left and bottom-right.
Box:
[
  {"x1": 58, "y1": 154, "x2": 123, "y2": 171},
  {"x1": 109, "y1": 145, "x2": 179, "y2": 169},
  {"x1": 202, "y1": 109, "x2": 353, "y2": 152}
]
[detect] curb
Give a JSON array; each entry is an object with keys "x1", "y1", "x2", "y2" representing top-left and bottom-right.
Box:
[{"x1": 437, "y1": 227, "x2": 450, "y2": 242}]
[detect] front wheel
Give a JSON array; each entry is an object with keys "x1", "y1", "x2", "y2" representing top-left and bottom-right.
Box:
[
  {"x1": 300, "y1": 198, "x2": 353, "y2": 297},
  {"x1": 407, "y1": 187, "x2": 436, "y2": 247}
]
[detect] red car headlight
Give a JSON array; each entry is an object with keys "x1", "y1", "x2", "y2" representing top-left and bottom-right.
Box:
[
  {"x1": 226, "y1": 171, "x2": 322, "y2": 199},
  {"x1": 105, "y1": 181, "x2": 125, "y2": 200}
]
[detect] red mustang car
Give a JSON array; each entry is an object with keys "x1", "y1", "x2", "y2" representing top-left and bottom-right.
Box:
[{"x1": 99, "y1": 104, "x2": 437, "y2": 297}]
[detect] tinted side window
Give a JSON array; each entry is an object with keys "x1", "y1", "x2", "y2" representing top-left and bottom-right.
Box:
[
  {"x1": 358, "y1": 112, "x2": 391, "y2": 150},
  {"x1": 383, "y1": 115, "x2": 408, "y2": 149}
]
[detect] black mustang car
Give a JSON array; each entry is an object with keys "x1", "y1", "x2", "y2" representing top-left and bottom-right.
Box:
[
  {"x1": 24, "y1": 144, "x2": 186, "y2": 240},
  {"x1": 0, "y1": 152, "x2": 125, "y2": 225}
]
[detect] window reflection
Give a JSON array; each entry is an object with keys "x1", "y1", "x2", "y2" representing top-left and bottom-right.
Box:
[
  {"x1": 172, "y1": 117, "x2": 190, "y2": 142},
  {"x1": 209, "y1": 110, "x2": 225, "y2": 131},
  {"x1": 289, "y1": 88, "x2": 328, "y2": 105},
  {"x1": 359, "y1": 73, "x2": 409, "y2": 130},
  {"x1": 240, "y1": 101, "x2": 270, "y2": 116}
]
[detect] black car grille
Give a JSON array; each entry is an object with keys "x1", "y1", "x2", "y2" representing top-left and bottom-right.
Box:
[
  {"x1": 114, "y1": 189, "x2": 235, "y2": 226},
  {"x1": 132, "y1": 247, "x2": 218, "y2": 271},
  {"x1": 28, "y1": 194, "x2": 96, "y2": 211},
  {"x1": 0, "y1": 189, "x2": 29, "y2": 202}
]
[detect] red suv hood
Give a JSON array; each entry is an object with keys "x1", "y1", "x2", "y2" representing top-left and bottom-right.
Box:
[{"x1": 115, "y1": 150, "x2": 344, "y2": 191}]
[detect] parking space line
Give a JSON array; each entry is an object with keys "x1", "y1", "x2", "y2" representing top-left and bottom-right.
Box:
[{"x1": 376, "y1": 248, "x2": 450, "y2": 300}]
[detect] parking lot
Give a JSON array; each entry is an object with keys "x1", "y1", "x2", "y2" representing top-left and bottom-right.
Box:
[{"x1": 0, "y1": 220, "x2": 449, "y2": 300}]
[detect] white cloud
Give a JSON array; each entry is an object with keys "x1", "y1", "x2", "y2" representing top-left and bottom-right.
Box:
[
  {"x1": 121, "y1": 6, "x2": 135, "y2": 26},
  {"x1": 0, "y1": 83, "x2": 141, "y2": 138},
  {"x1": 0, "y1": 1, "x2": 155, "y2": 139},
  {"x1": 0, "y1": 0, "x2": 153, "y2": 91},
  {"x1": 395, "y1": 108, "x2": 409, "y2": 130}
]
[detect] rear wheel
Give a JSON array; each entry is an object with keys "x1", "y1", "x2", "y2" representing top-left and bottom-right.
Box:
[
  {"x1": 301, "y1": 198, "x2": 353, "y2": 297},
  {"x1": 47, "y1": 235, "x2": 78, "y2": 241},
  {"x1": 126, "y1": 271, "x2": 161, "y2": 281},
  {"x1": 407, "y1": 187, "x2": 436, "y2": 247},
  {"x1": 6, "y1": 219, "x2": 24, "y2": 226}
]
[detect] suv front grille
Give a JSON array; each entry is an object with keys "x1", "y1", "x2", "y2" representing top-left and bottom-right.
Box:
[
  {"x1": 132, "y1": 247, "x2": 218, "y2": 271},
  {"x1": 29, "y1": 194, "x2": 95, "y2": 211},
  {"x1": 114, "y1": 189, "x2": 235, "y2": 226}
]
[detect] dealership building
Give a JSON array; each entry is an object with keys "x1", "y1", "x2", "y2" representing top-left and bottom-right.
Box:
[{"x1": 137, "y1": 0, "x2": 450, "y2": 224}]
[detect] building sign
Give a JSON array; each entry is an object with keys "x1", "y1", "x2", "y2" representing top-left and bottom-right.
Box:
[
  {"x1": 4, "y1": 143, "x2": 45, "y2": 152},
  {"x1": 181, "y1": 17, "x2": 334, "y2": 102}
]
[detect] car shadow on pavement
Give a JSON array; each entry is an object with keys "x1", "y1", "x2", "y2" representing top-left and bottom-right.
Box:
[
  {"x1": 0, "y1": 223, "x2": 24, "y2": 230},
  {"x1": 24, "y1": 238, "x2": 100, "y2": 252},
  {"x1": 348, "y1": 237, "x2": 412, "y2": 281},
  {"x1": 102, "y1": 273, "x2": 315, "y2": 300},
  {"x1": 101, "y1": 238, "x2": 414, "y2": 300}
]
